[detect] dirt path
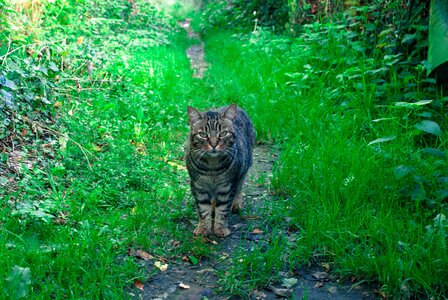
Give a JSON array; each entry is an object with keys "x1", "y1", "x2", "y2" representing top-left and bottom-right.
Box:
[
  {"x1": 134, "y1": 146, "x2": 376, "y2": 299},
  {"x1": 178, "y1": 19, "x2": 209, "y2": 78},
  {"x1": 131, "y1": 21, "x2": 378, "y2": 299}
]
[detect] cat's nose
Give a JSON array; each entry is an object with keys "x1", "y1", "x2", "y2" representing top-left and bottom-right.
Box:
[{"x1": 209, "y1": 137, "x2": 218, "y2": 148}]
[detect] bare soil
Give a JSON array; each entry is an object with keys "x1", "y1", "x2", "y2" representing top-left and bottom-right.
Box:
[{"x1": 132, "y1": 146, "x2": 378, "y2": 299}]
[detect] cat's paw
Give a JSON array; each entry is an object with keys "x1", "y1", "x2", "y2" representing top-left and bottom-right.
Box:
[
  {"x1": 193, "y1": 225, "x2": 211, "y2": 236},
  {"x1": 214, "y1": 226, "x2": 231, "y2": 238},
  {"x1": 231, "y1": 194, "x2": 243, "y2": 213}
]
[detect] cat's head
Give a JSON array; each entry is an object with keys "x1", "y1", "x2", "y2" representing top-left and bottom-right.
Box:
[{"x1": 187, "y1": 104, "x2": 237, "y2": 156}]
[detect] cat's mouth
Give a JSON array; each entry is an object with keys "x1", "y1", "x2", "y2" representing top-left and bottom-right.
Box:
[{"x1": 205, "y1": 148, "x2": 223, "y2": 157}]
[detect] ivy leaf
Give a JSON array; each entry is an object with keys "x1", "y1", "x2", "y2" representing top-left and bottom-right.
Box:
[{"x1": 414, "y1": 120, "x2": 442, "y2": 137}]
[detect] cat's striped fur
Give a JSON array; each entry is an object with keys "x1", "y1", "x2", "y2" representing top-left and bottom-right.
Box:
[{"x1": 186, "y1": 104, "x2": 255, "y2": 237}]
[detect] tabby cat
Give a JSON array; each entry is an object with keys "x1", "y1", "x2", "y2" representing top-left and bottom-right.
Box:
[{"x1": 186, "y1": 104, "x2": 255, "y2": 237}]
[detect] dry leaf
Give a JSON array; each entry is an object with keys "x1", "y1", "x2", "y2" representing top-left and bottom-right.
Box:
[
  {"x1": 202, "y1": 237, "x2": 218, "y2": 245},
  {"x1": 311, "y1": 271, "x2": 329, "y2": 280},
  {"x1": 135, "y1": 250, "x2": 153, "y2": 261},
  {"x1": 179, "y1": 282, "x2": 190, "y2": 289},
  {"x1": 68, "y1": 109, "x2": 74, "y2": 116},
  {"x1": 252, "y1": 228, "x2": 264, "y2": 234},
  {"x1": 319, "y1": 262, "x2": 331, "y2": 272},
  {"x1": 154, "y1": 261, "x2": 168, "y2": 272},
  {"x1": 53, "y1": 101, "x2": 62, "y2": 108},
  {"x1": 53, "y1": 218, "x2": 66, "y2": 225},
  {"x1": 134, "y1": 279, "x2": 144, "y2": 291},
  {"x1": 93, "y1": 145, "x2": 102, "y2": 152},
  {"x1": 269, "y1": 286, "x2": 292, "y2": 298},
  {"x1": 77, "y1": 36, "x2": 84, "y2": 44},
  {"x1": 282, "y1": 277, "x2": 298, "y2": 288},
  {"x1": 314, "y1": 281, "x2": 324, "y2": 288}
]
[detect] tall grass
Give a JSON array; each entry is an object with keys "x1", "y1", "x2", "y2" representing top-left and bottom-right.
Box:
[{"x1": 203, "y1": 27, "x2": 447, "y2": 297}]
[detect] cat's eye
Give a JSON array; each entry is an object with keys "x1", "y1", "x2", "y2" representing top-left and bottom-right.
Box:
[
  {"x1": 198, "y1": 132, "x2": 208, "y2": 138},
  {"x1": 218, "y1": 131, "x2": 229, "y2": 138}
]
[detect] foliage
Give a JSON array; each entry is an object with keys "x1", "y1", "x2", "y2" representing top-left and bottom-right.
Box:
[
  {"x1": 200, "y1": 16, "x2": 447, "y2": 296},
  {"x1": 1, "y1": 0, "x2": 447, "y2": 299}
]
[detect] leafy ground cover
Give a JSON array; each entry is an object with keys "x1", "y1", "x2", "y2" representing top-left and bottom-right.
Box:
[{"x1": 1, "y1": 0, "x2": 447, "y2": 299}]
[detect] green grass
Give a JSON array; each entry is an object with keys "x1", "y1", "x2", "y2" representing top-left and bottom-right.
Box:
[
  {"x1": 201, "y1": 28, "x2": 448, "y2": 297},
  {"x1": 1, "y1": 4, "x2": 447, "y2": 299}
]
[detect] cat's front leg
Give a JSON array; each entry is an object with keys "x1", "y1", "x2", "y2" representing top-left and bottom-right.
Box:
[
  {"x1": 214, "y1": 201, "x2": 231, "y2": 237},
  {"x1": 194, "y1": 199, "x2": 213, "y2": 236}
]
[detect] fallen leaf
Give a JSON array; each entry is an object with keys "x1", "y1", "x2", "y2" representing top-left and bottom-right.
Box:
[
  {"x1": 282, "y1": 277, "x2": 298, "y2": 288},
  {"x1": 93, "y1": 145, "x2": 102, "y2": 152},
  {"x1": 169, "y1": 240, "x2": 181, "y2": 248},
  {"x1": 134, "y1": 279, "x2": 144, "y2": 291},
  {"x1": 77, "y1": 36, "x2": 84, "y2": 44},
  {"x1": 135, "y1": 250, "x2": 154, "y2": 261},
  {"x1": 314, "y1": 281, "x2": 324, "y2": 288},
  {"x1": 154, "y1": 261, "x2": 168, "y2": 272},
  {"x1": 319, "y1": 263, "x2": 330, "y2": 273},
  {"x1": 311, "y1": 271, "x2": 329, "y2": 280},
  {"x1": 202, "y1": 237, "x2": 218, "y2": 245},
  {"x1": 53, "y1": 101, "x2": 62, "y2": 108},
  {"x1": 53, "y1": 218, "x2": 66, "y2": 225},
  {"x1": 252, "y1": 228, "x2": 264, "y2": 234},
  {"x1": 179, "y1": 282, "x2": 190, "y2": 289},
  {"x1": 328, "y1": 286, "x2": 338, "y2": 294},
  {"x1": 374, "y1": 288, "x2": 387, "y2": 298},
  {"x1": 68, "y1": 109, "x2": 74, "y2": 116},
  {"x1": 269, "y1": 286, "x2": 292, "y2": 298}
]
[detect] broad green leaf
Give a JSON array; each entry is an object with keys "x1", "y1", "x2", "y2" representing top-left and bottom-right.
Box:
[
  {"x1": 5, "y1": 266, "x2": 31, "y2": 299},
  {"x1": 428, "y1": 0, "x2": 448, "y2": 75},
  {"x1": 422, "y1": 148, "x2": 446, "y2": 159},
  {"x1": 414, "y1": 120, "x2": 442, "y2": 137},
  {"x1": 394, "y1": 165, "x2": 415, "y2": 179},
  {"x1": 368, "y1": 136, "x2": 396, "y2": 146}
]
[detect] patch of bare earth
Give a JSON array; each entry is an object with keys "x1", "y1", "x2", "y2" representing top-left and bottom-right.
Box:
[
  {"x1": 130, "y1": 146, "x2": 377, "y2": 299},
  {"x1": 178, "y1": 18, "x2": 209, "y2": 79}
]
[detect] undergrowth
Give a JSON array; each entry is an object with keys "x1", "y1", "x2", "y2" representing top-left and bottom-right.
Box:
[
  {"x1": 1, "y1": 0, "x2": 447, "y2": 299},
  {"x1": 201, "y1": 19, "x2": 447, "y2": 299}
]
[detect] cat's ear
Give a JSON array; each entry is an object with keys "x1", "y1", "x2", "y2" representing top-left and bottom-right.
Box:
[
  {"x1": 188, "y1": 106, "x2": 203, "y2": 124},
  {"x1": 222, "y1": 104, "x2": 237, "y2": 121}
]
